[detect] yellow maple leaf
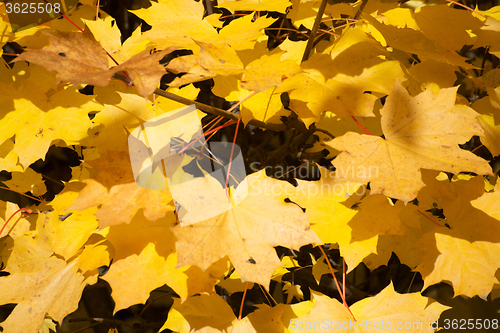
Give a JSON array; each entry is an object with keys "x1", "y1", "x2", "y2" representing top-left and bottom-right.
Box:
[
  {"x1": 413, "y1": 5, "x2": 482, "y2": 51},
  {"x1": 67, "y1": 150, "x2": 173, "y2": 228},
  {"x1": 416, "y1": 173, "x2": 500, "y2": 299},
  {"x1": 473, "y1": 16, "x2": 500, "y2": 58},
  {"x1": 363, "y1": 13, "x2": 476, "y2": 68},
  {"x1": 327, "y1": 82, "x2": 493, "y2": 203},
  {"x1": 217, "y1": 0, "x2": 291, "y2": 13},
  {"x1": 0, "y1": 212, "x2": 105, "y2": 333},
  {"x1": 421, "y1": 233, "x2": 500, "y2": 300},
  {"x1": 99, "y1": 210, "x2": 226, "y2": 308},
  {"x1": 166, "y1": 40, "x2": 244, "y2": 87},
  {"x1": 161, "y1": 294, "x2": 236, "y2": 333},
  {"x1": 130, "y1": 0, "x2": 219, "y2": 52},
  {"x1": 219, "y1": 14, "x2": 277, "y2": 50},
  {"x1": 286, "y1": 284, "x2": 448, "y2": 332},
  {"x1": 161, "y1": 295, "x2": 289, "y2": 333},
  {"x1": 473, "y1": 98, "x2": 500, "y2": 157},
  {"x1": 241, "y1": 52, "x2": 300, "y2": 92},
  {"x1": 172, "y1": 170, "x2": 321, "y2": 288},
  {"x1": 0, "y1": 81, "x2": 101, "y2": 168}
]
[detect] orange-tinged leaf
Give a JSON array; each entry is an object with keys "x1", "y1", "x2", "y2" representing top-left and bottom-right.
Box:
[
  {"x1": 102, "y1": 213, "x2": 225, "y2": 306},
  {"x1": 172, "y1": 170, "x2": 321, "y2": 288},
  {"x1": 67, "y1": 150, "x2": 173, "y2": 228},
  {"x1": 113, "y1": 47, "x2": 178, "y2": 97},
  {"x1": 327, "y1": 82, "x2": 493, "y2": 203}
]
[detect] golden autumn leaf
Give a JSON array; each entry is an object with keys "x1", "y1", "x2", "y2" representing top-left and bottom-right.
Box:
[
  {"x1": 161, "y1": 294, "x2": 289, "y2": 333},
  {"x1": 286, "y1": 284, "x2": 449, "y2": 332},
  {"x1": 363, "y1": 13, "x2": 476, "y2": 68},
  {"x1": 130, "y1": 0, "x2": 219, "y2": 52},
  {"x1": 219, "y1": 14, "x2": 278, "y2": 50},
  {"x1": 240, "y1": 52, "x2": 300, "y2": 92},
  {"x1": 166, "y1": 40, "x2": 244, "y2": 87},
  {"x1": 172, "y1": 170, "x2": 321, "y2": 288},
  {"x1": 415, "y1": 174, "x2": 500, "y2": 299},
  {"x1": 67, "y1": 150, "x2": 173, "y2": 228},
  {"x1": 327, "y1": 82, "x2": 493, "y2": 203},
  {"x1": 413, "y1": 5, "x2": 483, "y2": 51},
  {"x1": 0, "y1": 82, "x2": 101, "y2": 168},
  {"x1": 0, "y1": 212, "x2": 105, "y2": 333},
  {"x1": 100, "y1": 211, "x2": 227, "y2": 310},
  {"x1": 217, "y1": 0, "x2": 291, "y2": 13}
]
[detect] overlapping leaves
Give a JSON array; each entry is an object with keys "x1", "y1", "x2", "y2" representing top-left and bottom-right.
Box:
[{"x1": 1, "y1": 0, "x2": 500, "y2": 332}]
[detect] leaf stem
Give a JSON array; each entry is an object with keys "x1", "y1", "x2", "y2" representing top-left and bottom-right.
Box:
[
  {"x1": 0, "y1": 208, "x2": 33, "y2": 238},
  {"x1": 318, "y1": 246, "x2": 356, "y2": 320},
  {"x1": 350, "y1": 115, "x2": 372, "y2": 135},
  {"x1": 238, "y1": 281, "x2": 249, "y2": 320},
  {"x1": 417, "y1": 209, "x2": 445, "y2": 228},
  {"x1": 0, "y1": 186, "x2": 48, "y2": 204},
  {"x1": 443, "y1": 0, "x2": 485, "y2": 18}
]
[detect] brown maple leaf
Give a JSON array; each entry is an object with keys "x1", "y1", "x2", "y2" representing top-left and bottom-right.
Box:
[{"x1": 14, "y1": 28, "x2": 177, "y2": 97}]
